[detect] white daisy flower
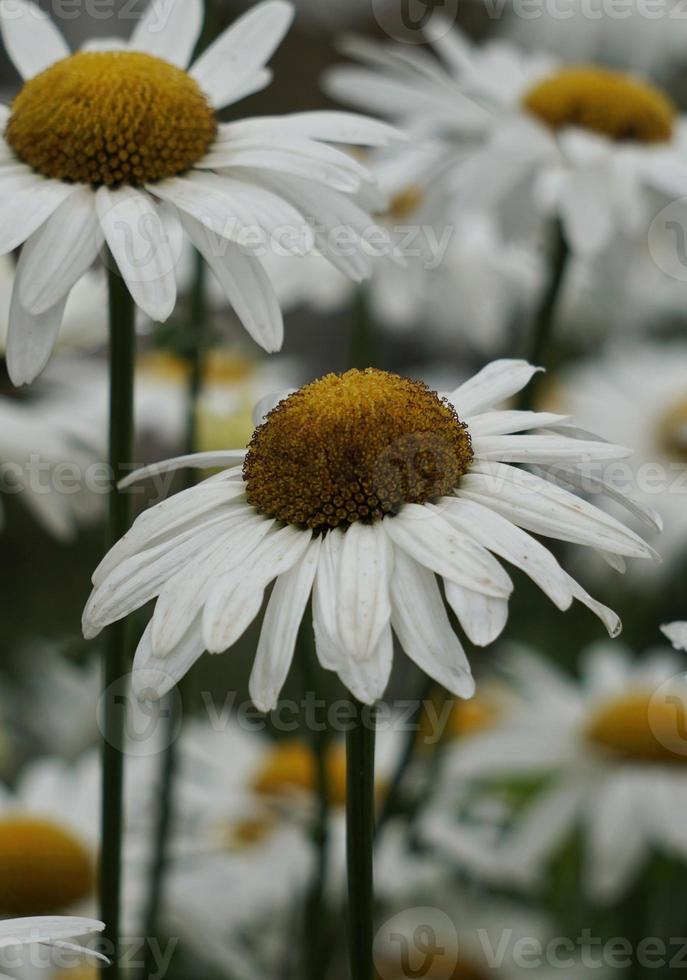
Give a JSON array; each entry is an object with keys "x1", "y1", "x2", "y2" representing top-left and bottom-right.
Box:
[
  {"x1": 0, "y1": 369, "x2": 105, "y2": 540},
  {"x1": 662, "y1": 623, "x2": 687, "y2": 651},
  {"x1": 552, "y1": 341, "x2": 686, "y2": 574},
  {"x1": 0, "y1": 0, "x2": 402, "y2": 385},
  {"x1": 449, "y1": 642, "x2": 687, "y2": 904},
  {"x1": 325, "y1": 27, "x2": 687, "y2": 256},
  {"x1": 82, "y1": 359, "x2": 658, "y2": 709},
  {"x1": 0, "y1": 917, "x2": 105, "y2": 979}
]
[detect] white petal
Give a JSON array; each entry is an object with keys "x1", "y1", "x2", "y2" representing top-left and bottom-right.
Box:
[
  {"x1": 459, "y1": 461, "x2": 658, "y2": 560},
  {"x1": 472, "y1": 434, "x2": 631, "y2": 464},
  {"x1": 133, "y1": 618, "x2": 205, "y2": 701},
  {"x1": 662, "y1": 623, "x2": 687, "y2": 652},
  {"x1": 336, "y1": 626, "x2": 393, "y2": 705},
  {"x1": 96, "y1": 185, "x2": 177, "y2": 321},
  {"x1": 444, "y1": 583, "x2": 508, "y2": 647},
  {"x1": 383, "y1": 505, "x2": 513, "y2": 599},
  {"x1": 439, "y1": 496, "x2": 574, "y2": 610},
  {"x1": 390, "y1": 549, "x2": 475, "y2": 698},
  {"x1": 0, "y1": 917, "x2": 104, "y2": 948},
  {"x1": 181, "y1": 213, "x2": 283, "y2": 352},
  {"x1": 190, "y1": 0, "x2": 293, "y2": 110},
  {"x1": 336, "y1": 521, "x2": 393, "y2": 662},
  {"x1": 559, "y1": 168, "x2": 614, "y2": 256},
  {"x1": 466, "y1": 410, "x2": 570, "y2": 437},
  {"x1": 129, "y1": 0, "x2": 203, "y2": 68},
  {"x1": 504, "y1": 778, "x2": 585, "y2": 872},
  {"x1": 250, "y1": 537, "x2": 321, "y2": 713},
  {"x1": 203, "y1": 525, "x2": 311, "y2": 653},
  {"x1": 18, "y1": 188, "x2": 101, "y2": 314},
  {"x1": 449, "y1": 360, "x2": 542, "y2": 417},
  {"x1": 537, "y1": 463, "x2": 663, "y2": 533},
  {"x1": 80, "y1": 37, "x2": 128, "y2": 52},
  {"x1": 585, "y1": 775, "x2": 648, "y2": 904},
  {"x1": 6, "y1": 282, "x2": 67, "y2": 385},
  {"x1": 565, "y1": 572, "x2": 622, "y2": 637},
  {"x1": 0, "y1": 174, "x2": 77, "y2": 255},
  {"x1": 220, "y1": 111, "x2": 402, "y2": 146},
  {"x1": 0, "y1": 0, "x2": 69, "y2": 79},
  {"x1": 118, "y1": 451, "x2": 246, "y2": 490},
  {"x1": 312, "y1": 529, "x2": 345, "y2": 670}
]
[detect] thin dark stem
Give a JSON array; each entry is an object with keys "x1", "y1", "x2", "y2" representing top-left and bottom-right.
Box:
[
  {"x1": 299, "y1": 615, "x2": 331, "y2": 980},
  {"x1": 139, "y1": 251, "x2": 207, "y2": 980},
  {"x1": 516, "y1": 218, "x2": 570, "y2": 412},
  {"x1": 100, "y1": 267, "x2": 136, "y2": 980},
  {"x1": 348, "y1": 285, "x2": 378, "y2": 371},
  {"x1": 375, "y1": 674, "x2": 435, "y2": 838},
  {"x1": 346, "y1": 701, "x2": 376, "y2": 980}
]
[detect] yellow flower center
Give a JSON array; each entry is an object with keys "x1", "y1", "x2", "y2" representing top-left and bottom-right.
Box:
[
  {"x1": 225, "y1": 816, "x2": 277, "y2": 850},
  {"x1": 53, "y1": 970, "x2": 97, "y2": 980},
  {"x1": 419, "y1": 694, "x2": 499, "y2": 746},
  {"x1": 376, "y1": 956, "x2": 489, "y2": 980},
  {"x1": 0, "y1": 816, "x2": 95, "y2": 915},
  {"x1": 6, "y1": 51, "x2": 216, "y2": 187},
  {"x1": 657, "y1": 397, "x2": 687, "y2": 462},
  {"x1": 244, "y1": 369, "x2": 473, "y2": 531},
  {"x1": 523, "y1": 67, "x2": 676, "y2": 144},
  {"x1": 387, "y1": 186, "x2": 424, "y2": 221},
  {"x1": 586, "y1": 691, "x2": 687, "y2": 765},
  {"x1": 252, "y1": 739, "x2": 349, "y2": 806}
]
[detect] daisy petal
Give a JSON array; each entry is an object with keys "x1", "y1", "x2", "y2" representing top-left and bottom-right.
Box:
[
  {"x1": 661, "y1": 623, "x2": 687, "y2": 652},
  {"x1": 117, "y1": 451, "x2": 246, "y2": 490},
  {"x1": 0, "y1": 0, "x2": 70, "y2": 79},
  {"x1": 565, "y1": 572, "x2": 622, "y2": 637},
  {"x1": 133, "y1": 619, "x2": 205, "y2": 702},
  {"x1": 190, "y1": 0, "x2": 294, "y2": 110},
  {"x1": 449, "y1": 360, "x2": 542, "y2": 417},
  {"x1": 390, "y1": 549, "x2": 475, "y2": 698},
  {"x1": 129, "y1": 0, "x2": 203, "y2": 69},
  {"x1": 18, "y1": 187, "x2": 102, "y2": 314},
  {"x1": 96, "y1": 186, "x2": 177, "y2": 322},
  {"x1": 0, "y1": 918, "x2": 104, "y2": 948},
  {"x1": 220, "y1": 111, "x2": 402, "y2": 146},
  {"x1": 6, "y1": 282, "x2": 67, "y2": 386},
  {"x1": 312, "y1": 529, "x2": 345, "y2": 670},
  {"x1": 336, "y1": 626, "x2": 393, "y2": 705},
  {"x1": 472, "y1": 434, "x2": 631, "y2": 464},
  {"x1": 181, "y1": 213, "x2": 283, "y2": 352},
  {"x1": 0, "y1": 175, "x2": 77, "y2": 256},
  {"x1": 336, "y1": 521, "x2": 393, "y2": 663},
  {"x1": 444, "y1": 582, "x2": 508, "y2": 647},
  {"x1": 81, "y1": 37, "x2": 128, "y2": 52},
  {"x1": 250, "y1": 537, "x2": 321, "y2": 713},
  {"x1": 384, "y1": 505, "x2": 513, "y2": 599},
  {"x1": 466, "y1": 411, "x2": 570, "y2": 437},
  {"x1": 585, "y1": 774, "x2": 648, "y2": 904}
]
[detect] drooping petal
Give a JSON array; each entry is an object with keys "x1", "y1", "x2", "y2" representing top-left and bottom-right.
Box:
[
  {"x1": 0, "y1": 173, "x2": 77, "y2": 255},
  {"x1": 129, "y1": 0, "x2": 203, "y2": 68},
  {"x1": 390, "y1": 548, "x2": 475, "y2": 698},
  {"x1": 6, "y1": 281, "x2": 67, "y2": 385},
  {"x1": 96, "y1": 186, "x2": 177, "y2": 322},
  {"x1": 336, "y1": 626, "x2": 393, "y2": 705},
  {"x1": 444, "y1": 582, "x2": 508, "y2": 647},
  {"x1": 132, "y1": 618, "x2": 206, "y2": 702},
  {"x1": 335, "y1": 521, "x2": 393, "y2": 662},
  {"x1": 250, "y1": 537, "x2": 322, "y2": 712},
  {"x1": 0, "y1": 0, "x2": 70, "y2": 79}
]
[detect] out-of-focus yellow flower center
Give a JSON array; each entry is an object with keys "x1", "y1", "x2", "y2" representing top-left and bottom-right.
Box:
[
  {"x1": 387, "y1": 186, "x2": 424, "y2": 221},
  {"x1": 658, "y1": 398, "x2": 687, "y2": 462},
  {"x1": 224, "y1": 816, "x2": 277, "y2": 850},
  {"x1": 419, "y1": 694, "x2": 499, "y2": 746},
  {"x1": 6, "y1": 51, "x2": 216, "y2": 186},
  {"x1": 523, "y1": 67, "x2": 676, "y2": 143},
  {"x1": 252, "y1": 739, "x2": 349, "y2": 806},
  {"x1": 586, "y1": 691, "x2": 687, "y2": 764},
  {"x1": 376, "y1": 955, "x2": 489, "y2": 980},
  {"x1": 53, "y1": 969, "x2": 97, "y2": 980},
  {"x1": 0, "y1": 816, "x2": 95, "y2": 914},
  {"x1": 244, "y1": 369, "x2": 473, "y2": 531}
]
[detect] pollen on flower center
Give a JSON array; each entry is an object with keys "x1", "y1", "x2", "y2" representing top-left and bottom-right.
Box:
[
  {"x1": 658, "y1": 398, "x2": 687, "y2": 462},
  {"x1": 522, "y1": 67, "x2": 676, "y2": 144},
  {"x1": 586, "y1": 692, "x2": 687, "y2": 765},
  {"x1": 244, "y1": 369, "x2": 473, "y2": 531},
  {"x1": 5, "y1": 51, "x2": 217, "y2": 187},
  {"x1": 0, "y1": 816, "x2": 95, "y2": 914}
]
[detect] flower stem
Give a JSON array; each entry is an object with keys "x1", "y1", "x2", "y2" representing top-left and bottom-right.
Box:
[
  {"x1": 349, "y1": 284, "x2": 378, "y2": 370},
  {"x1": 139, "y1": 250, "x2": 207, "y2": 980},
  {"x1": 516, "y1": 218, "x2": 570, "y2": 412},
  {"x1": 346, "y1": 700, "x2": 376, "y2": 980},
  {"x1": 100, "y1": 266, "x2": 136, "y2": 980},
  {"x1": 298, "y1": 613, "x2": 331, "y2": 980}
]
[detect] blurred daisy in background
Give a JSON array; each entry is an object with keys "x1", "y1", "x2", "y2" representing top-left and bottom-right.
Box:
[
  {"x1": 83, "y1": 360, "x2": 657, "y2": 709},
  {"x1": 552, "y1": 342, "x2": 687, "y2": 575},
  {"x1": 449, "y1": 643, "x2": 687, "y2": 904},
  {"x1": 326, "y1": 25, "x2": 687, "y2": 256},
  {"x1": 0, "y1": 0, "x2": 401, "y2": 384},
  {"x1": 663, "y1": 623, "x2": 687, "y2": 651}
]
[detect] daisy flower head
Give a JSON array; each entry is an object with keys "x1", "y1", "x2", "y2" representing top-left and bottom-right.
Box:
[
  {"x1": 450, "y1": 643, "x2": 687, "y2": 903},
  {"x1": 0, "y1": 0, "x2": 402, "y2": 386},
  {"x1": 82, "y1": 359, "x2": 659, "y2": 710},
  {"x1": 325, "y1": 26, "x2": 687, "y2": 256}
]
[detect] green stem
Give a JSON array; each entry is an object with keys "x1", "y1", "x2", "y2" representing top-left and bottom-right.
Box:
[
  {"x1": 346, "y1": 701, "x2": 376, "y2": 980},
  {"x1": 100, "y1": 267, "x2": 136, "y2": 980},
  {"x1": 516, "y1": 218, "x2": 570, "y2": 412},
  {"x1": 299, "y1": 616, "x2": 331, "y2": 980},
  {"x1": 348, "y1": 285, "x2": 378, "y2": 370},
  {"x1": 139, "y1": 251, "x2": 207, "y2": 980}
]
